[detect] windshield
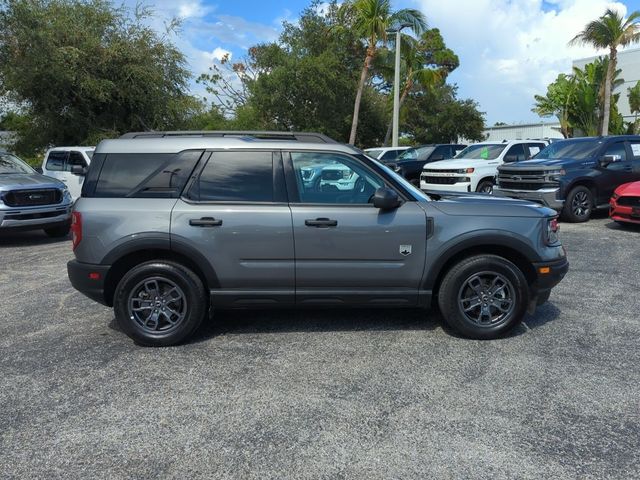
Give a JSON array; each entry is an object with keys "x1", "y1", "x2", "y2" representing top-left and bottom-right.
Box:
[
  {"x1": 455, "y1": 144, "x2": 505, "y2": 160},
  {"x1": 399, "y1": 146, "x2": 435, "y2": 161},
  {"x1": 366, "y1": 156, "x2": 431, "y2": 201},
  {"x1": 0, "y1": 153, "x2": 35, "y2": 174},
  {"x1": 536, "y1": 139, "x2": 602, "y2": 160}
]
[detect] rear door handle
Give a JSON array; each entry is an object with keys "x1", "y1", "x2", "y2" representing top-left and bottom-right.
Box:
[
  {"x1": 305, "y1": 218, "x2": 338, "y2": 227},
  {"x1": 189, "y1": 217, "x2": 223, "y2": 227}
]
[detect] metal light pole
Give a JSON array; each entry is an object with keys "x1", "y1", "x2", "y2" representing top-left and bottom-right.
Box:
[{"x1": 391, "y1": 24, "x2": 412, "y2": 148}]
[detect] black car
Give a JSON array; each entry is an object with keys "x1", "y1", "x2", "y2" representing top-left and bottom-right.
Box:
[
  {"x1": 494, "y1": 135, "x2": 640, "y2": 222},
  {"x1": 386, "y1": 144, "x2": 466, "y2": 186}
]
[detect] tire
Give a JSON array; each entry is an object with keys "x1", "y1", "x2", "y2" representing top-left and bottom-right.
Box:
[
  {"x1": 476, "y1": 179, "x2": 494, "y2": 194},
  {"x1": 561, "y1": 185, "x2": 593, "y2": 223},
  {"x1": 437, "y1": 255, "x2": 529, "y2": 339},
  {"x1": 113, "y1": 261, "x2": 207, "y2": 347},
  {"x1": 44, "y1": 224, "x2": 70, "y2": 237}
]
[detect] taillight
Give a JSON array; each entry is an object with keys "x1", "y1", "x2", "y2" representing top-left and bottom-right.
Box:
[{"x1": 71, "y1": 211, "x2": 82, "y2": 250}]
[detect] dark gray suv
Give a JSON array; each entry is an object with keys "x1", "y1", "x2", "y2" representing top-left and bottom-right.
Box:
[{"x1": 67, "y1": 131, "x2": 568, "y2": 346}]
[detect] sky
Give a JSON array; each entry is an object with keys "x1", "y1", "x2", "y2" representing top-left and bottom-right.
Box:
[{"x1": 138, "y1": 0, "x2": 640, "y2": 125}]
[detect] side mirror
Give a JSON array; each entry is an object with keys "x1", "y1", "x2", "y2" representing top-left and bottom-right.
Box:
[
  {"x1": 430, "y1": 154, "x2": 445, "y2": 161},
  {"x1": 372, "y1": 187, "x2": 401, "y2": 210},
  {"x1": 503, "y1": 155, "x2": 517, "y2": 163},
  {"x1": 71, "y1": 165, "x2": 88, "y2": 176},
  {"x1": 599, "y1": 154, "x2": 621, "y2": 167},
  {"x1": 34, "y1": 167, "x2": 43, "y2": 174}
]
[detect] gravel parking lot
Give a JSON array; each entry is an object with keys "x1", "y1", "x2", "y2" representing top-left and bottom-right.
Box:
[{"x1": 1, "y1": 213, "x2": 639, "y2": 479}]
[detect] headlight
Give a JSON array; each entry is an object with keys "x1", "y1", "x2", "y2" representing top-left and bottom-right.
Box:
[
  {"x1": 611, "y1": 193, "x2": 619, "y2": 200},
  {"x1": 457, "y1": 168, "x2": 474, "y2": 174},
  {"x1": 545, "y1": 217, "x2": 560, "y2": 244},
  {"x1": 548, "y1": 169, "x2": 565, "y2": 182}
]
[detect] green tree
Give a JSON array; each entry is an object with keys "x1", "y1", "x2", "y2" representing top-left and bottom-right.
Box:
[
  {"x1": 403, "y1": 85, "x2": 485, "y2": 143},
  {"x1": 628, "y1": 81, "x2": 640, "y2": 132},
  {"x1": 0, "y1": 0, "x2": 194, "y2": 155},
  {"x1": 338, "y1": 0, "x2": 426, "y2": 144},
  {"x1": 569, "y1": 8, "x2": 640, "y2": 135},
  {"x1": 533, "y1": 73, "x2": 576, "y2": 138}
]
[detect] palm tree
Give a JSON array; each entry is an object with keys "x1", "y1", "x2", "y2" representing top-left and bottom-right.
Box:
[
  {"x1": 628, "y1": 81, "x2": 640, "y2": 132},
  {"x1": 533, "y1": 73, "x2": 576, "y2": 138},
  {"x1": 379, "y1": 33, "x2": 446, "y2": 145},
  {"x1": 569, "y1": 8, "x2": 640, "y2": 135},
  {"x1": 339, "y1": 0, "x2": 427, "y2": 145}
]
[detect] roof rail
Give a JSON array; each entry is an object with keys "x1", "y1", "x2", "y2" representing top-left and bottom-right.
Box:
[{"x1": 119, "y1": 131, "x2": 339, "y2": 144}]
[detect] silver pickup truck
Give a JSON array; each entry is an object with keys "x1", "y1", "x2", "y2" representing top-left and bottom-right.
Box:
[{"x1": 0, "y1": 151, "x2": 73, "y2": 237}]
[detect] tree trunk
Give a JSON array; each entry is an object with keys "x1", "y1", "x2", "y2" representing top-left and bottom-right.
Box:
[
  {"x1": 383, "y1": 80, "x2": 412, "y2": 146},
  {"x1": 349, "y1": 52, "x2": 373, "y2": 145},
  {"x1": 601, "y1": 47, "x2": 616, "y2": 136}
]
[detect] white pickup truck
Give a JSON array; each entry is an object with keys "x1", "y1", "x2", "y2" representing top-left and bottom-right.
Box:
[{"x1": 420, "y1": 140, "x2": 548, "y2": 194}]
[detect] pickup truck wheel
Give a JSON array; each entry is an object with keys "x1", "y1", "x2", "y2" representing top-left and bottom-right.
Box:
[
  {"x1": 114, "y1": 261, "x2": 207, "y2": 347},
  {"x1": 43, "y1": 224, "x2": 70, "y2": 237},
  {"x1": 438, "y1": 255, "x2": 529, "y2": 339},
  {"x1": 561, "y1": 186, "x2": 593, "y2": 223},
  {"x1": 476, "y1": 180, "x2": 494, "y2": 194}
]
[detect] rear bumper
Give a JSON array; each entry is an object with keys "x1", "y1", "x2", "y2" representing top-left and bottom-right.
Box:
[
  {"x1": 494, "y1": 187, "x2": 564, "y2": 210},
  {"x1": 67, "y1": 260, "x2": 111, "y2": 306}
]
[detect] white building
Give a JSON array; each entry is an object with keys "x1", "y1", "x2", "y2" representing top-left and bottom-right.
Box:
[
  {"x1": 481, "y1": 122, "x2": 564, "y2": 142},
  {"x1": 573, "y1": 47, "x2": 640, "y2": 122}
]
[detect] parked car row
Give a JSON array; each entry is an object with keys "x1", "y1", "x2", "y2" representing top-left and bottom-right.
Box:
[{"x1": 368, "y1": 135, "x2": 640, "y2": 224}]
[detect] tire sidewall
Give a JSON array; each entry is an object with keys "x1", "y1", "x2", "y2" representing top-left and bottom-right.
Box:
[
  {"x1": 114, "y1": 262, "x2": 206, "y2": 346},
  {"x1": 438, "y1": 255, "x2": 529, "y2": 339},
  {"x1": 562, "y1": 186, "x2": 592, "y2": 223},
  {"x1": 476, "y1": 180, "x2": 494, "y2": 194}
]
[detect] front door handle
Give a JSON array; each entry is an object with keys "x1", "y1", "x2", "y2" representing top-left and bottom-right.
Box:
[
  {"x1": 189, "y1": 217, "x2": 223, "y2": 227},
  {"x1": 305, "y1": 218, "x2": 338, "y2": 227}
]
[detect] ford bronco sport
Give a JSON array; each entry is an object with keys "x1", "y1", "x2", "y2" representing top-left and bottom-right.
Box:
[{"x1": 67, "y1": 131, "x2": 568, "y2": 346}]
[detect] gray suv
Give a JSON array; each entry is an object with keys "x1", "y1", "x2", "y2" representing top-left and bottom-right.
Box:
[
  {"x1": 67, "y1": 131, "x2": 568, "y2": 346},
  {"x1": 0, "y1": 151, "x2": 73, "y2": 236}
]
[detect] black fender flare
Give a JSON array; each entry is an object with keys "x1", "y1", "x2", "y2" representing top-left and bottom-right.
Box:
[{"x1": 423, "y1": 231, "x2": 541, "y2": 291}]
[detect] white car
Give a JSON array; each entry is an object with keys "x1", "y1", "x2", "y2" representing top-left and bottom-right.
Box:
[
  {"x1": 420, "y1": 140, "x2": 547, "y2": 194},
  {"x1": 42, "y1": 147, "x2": 94, "y2": 200},
  {"x1": 364, "y1": 146, "x2": 410, "y2": 163}
]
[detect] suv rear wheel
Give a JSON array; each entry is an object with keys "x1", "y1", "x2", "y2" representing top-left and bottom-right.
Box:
[
  {"x1": 114, "y1": 261, "x2": 207, "y2": 346},
  {"x1": 438, "y1": 255, "x2": 529, "y2": 339},
  {"x1": 562, "y1": 185, "x2": 593, "y2": 223}
]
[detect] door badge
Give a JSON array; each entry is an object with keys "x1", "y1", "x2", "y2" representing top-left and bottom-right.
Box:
[{"x1": 399, "y1": 245, "x2": 412, "y2": 256}]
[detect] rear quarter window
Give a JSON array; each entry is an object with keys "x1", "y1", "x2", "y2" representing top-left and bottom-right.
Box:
[{"x1": 92, "y1": 151, "x2": 203, "y2": 198}]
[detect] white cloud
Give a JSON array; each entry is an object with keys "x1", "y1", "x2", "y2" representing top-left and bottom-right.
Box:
[
  {"x1": 203, "y1": 47, "x2": 232, "y2": 62},
  {"x1": 414, "y1": 0, "x2": 629, "y2": 123},
  {"x1": 177, "y1": 1, "x2": 210, "y2": 19}
]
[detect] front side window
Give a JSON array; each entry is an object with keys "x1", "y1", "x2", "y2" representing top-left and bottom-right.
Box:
[
  {"x1": 193, "y1": 151, "x2": 273, "y2": 202},
  {"x1": 603, "y1": 142, "x2": 627, "y2": 162},
  {"x1": 69, "y1": 151, "x2": 87, "y2": 168},
  {"x1": 0, "y1": 153, "x2": 34, "y2": 174},
  {"x1": 455, "y1": 144, "x2": 506, "y2": 160},
  {"x1": 504, "y1": 144, "x2": 526, "y2": 162},
  {"x1": 46, "y1": 151, "x2": 68, "y2": 171},
  {"x1": 291, "y1": 152, "x2": 384, "y2": 204}
]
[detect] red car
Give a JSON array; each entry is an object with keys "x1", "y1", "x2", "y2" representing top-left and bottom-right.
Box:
[{"x1": 610, "y1": 181, "x2": 640, "y2": 225}]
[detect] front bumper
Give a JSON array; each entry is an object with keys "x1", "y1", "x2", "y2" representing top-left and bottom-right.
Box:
[
  {"x1": 0, "y1": 204, "x2": 72, "y2": 230},
  {"x1": 494, "y1": 187, "x2": 564, "y2": 210},
  {"x1": 609, "y1": 200, "x2": 640, "y2": 224},
  {"x1": 67, "y1": 260, "x2": 111, "y2": 306},
  {"x1": 420, "y1": 181, "x2": 471, "y2": 192},
  {"x1": 530, "y1": 256, "x2": 569, "y2": 307}
]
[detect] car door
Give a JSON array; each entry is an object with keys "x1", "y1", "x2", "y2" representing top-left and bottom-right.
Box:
[
  {"x1": 43, "y1": 150, "x2": 68, "y2": 184},
  {"x1": 66, "y1": 151, "x2": 88, "y2": 200},
  {"x1": 625, "y1": 139, "x2": 640, "y2": 180},
  {"x1": 502, "y1": 144, "x2": 526, "y2": 164},
  {"x1": 171, "y1": 150, "x2": 295, "y2": 307},
  {"x1": 596, "y1": 141, "x2": 634, "y2": 203},
  {"x1": 285, "y1": 150, "x2": 427, "y2": 306}
]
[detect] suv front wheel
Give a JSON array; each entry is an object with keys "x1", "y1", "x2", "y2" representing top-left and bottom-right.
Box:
[
  {"x1": 438, "y1": 255, "x2": 529, "y2": 339},
  {"x1": 114, "y1": 261, "x2": 207, "y2": 346}
]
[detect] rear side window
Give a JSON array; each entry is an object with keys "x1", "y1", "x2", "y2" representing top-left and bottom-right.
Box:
[
  {"x1": 46, "y1": 151, "x2": 68, "y2": 171},
  {"x1": 190, "y1": 151, "x2": 273, "y2": 202},
  {"x1": 93, "y1": 151, "x2": 202, "y2": 198}
]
